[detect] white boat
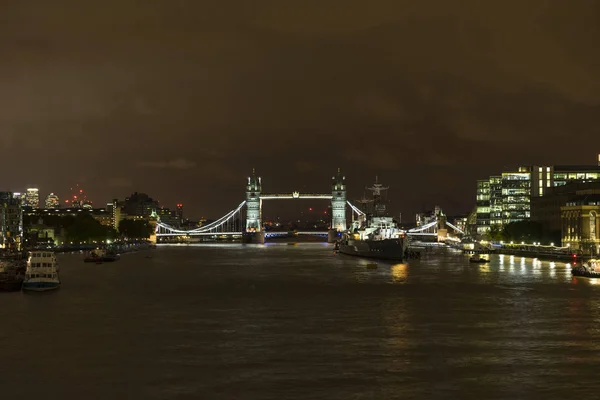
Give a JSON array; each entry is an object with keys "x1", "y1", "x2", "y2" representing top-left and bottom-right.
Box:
[{"x1": 22, "y1": 251, "x2": 60, "y2": 292}]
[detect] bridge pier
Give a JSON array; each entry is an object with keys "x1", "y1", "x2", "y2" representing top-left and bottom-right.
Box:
[
  {"x1": 242, "y1": 231, "x2": 265, "y2": 244},
  {"x1": 327, "y1": 229, "x2": 339, "y2": 243}
]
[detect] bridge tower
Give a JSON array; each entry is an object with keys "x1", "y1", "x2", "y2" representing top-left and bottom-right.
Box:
[
  {"x1": 243, "y1": 169, "x2": 265, "y2": 243},
  {"x1": 329, "y1": 168, "x2": 347, "y2": 242}
]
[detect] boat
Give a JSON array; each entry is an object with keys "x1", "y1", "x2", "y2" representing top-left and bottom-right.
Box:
[
  {"x1": 22, "y1": 251, "x2": 60, "y2": 292},
  {"x1": 571, "y1": 259, "x2": 600, "y2": 278},
  {"x1": 366, "y1": 263, "x2": 378, "y2": 269},
  {"x1": 469, "y1": 255, "x2": 488, "y2": 263},
  {"x1": 338, "y1": 177, "x2": 407, "y2": 261},
  {"x1": 84, "y1": 249, "x2": 120, "y2": 263},
  {"x1": 0, "y1": 261, "x2": 23, "y2": 291}
]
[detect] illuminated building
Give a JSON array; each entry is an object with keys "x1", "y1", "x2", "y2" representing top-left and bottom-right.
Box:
[
  {"x1": 45, "y1": 193, "x2": 60, "y2": 209},
  {"x1": 159, "y1": 207, "x2": 180, "y2": 227},
  {"x1": 476, "y1": 155, "x2": 600, "y2": 234},
  {"x1": 106, "y1": 199, "x2": 121, "y2": 230},
  {"x1": 0, "y1": 192, "x2": 23, "y2": 251},
  {"x1": 561, "y1": 195, "x2": 600, "y2": 255},
  {"x1": 476, "y1": 180, "x2": 490, "y2": 235},
  {"x1": 24, "y1": 188, "x2": 40, "y2": 208},
  {"x1": 489, "y1": 176, "x2": 502, "y2": 226}
]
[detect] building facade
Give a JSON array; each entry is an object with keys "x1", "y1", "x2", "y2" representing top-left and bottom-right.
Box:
[
  {"x1": 158, "y1": 207, "x2": 180, "y2": 228},
  {"x1": 476, "y1": 155, "x2": 600, "y2": 234},
  {"x1": 24, "y1": 188, "x2": 40, "y2": 208},
  {"x1": 561, "y1": 195, "x2": 600, "y2": 255},
  {"x1": 532, "y1": 181, "x2": 600, "y2": 233},
  {"x1": 122, "y1": 192, "x2": 159, "y2": 217},
  {"x1": 0, "y1": 192, "x2": 23, "y2": 251},
  {"x1": 476, "y1": 180, "x2": 490, "y2": 235},
  {"x1": 45, "y1": 193, "x2": 60, "y2": 208}
]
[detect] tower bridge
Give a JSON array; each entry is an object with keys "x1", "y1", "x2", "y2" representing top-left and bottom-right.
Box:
[{"x1": 155, "y1": 169, "x2": 463, "y2": 243}]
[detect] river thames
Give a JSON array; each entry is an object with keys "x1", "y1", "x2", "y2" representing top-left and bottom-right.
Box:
[{"x1": 2, "y1": 243, "x2": 600, "y2": 399}]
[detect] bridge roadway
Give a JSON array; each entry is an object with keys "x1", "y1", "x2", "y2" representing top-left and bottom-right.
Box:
[
  {"x1": 259, "y1": 193, "x2": 332, "y2": 200},
  {"x1": 156, "y1": 231, "x2": 330, "y2": 237}
]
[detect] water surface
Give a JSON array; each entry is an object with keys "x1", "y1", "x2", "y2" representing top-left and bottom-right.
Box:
[{"x1": 2, "y1": 244, "x2": 599, "y2": 399}]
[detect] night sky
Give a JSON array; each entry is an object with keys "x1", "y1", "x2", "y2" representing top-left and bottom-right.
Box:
[{"x1": 2, "y1": 1, "x2": 599, "y2": 220}]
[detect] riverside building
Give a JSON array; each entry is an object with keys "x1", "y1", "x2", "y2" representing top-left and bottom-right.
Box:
[{"x1": 476, "y1": 154, "x2": 600, "y2": 234}]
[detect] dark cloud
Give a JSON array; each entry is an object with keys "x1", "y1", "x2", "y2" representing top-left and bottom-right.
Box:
[{"x1": 1, "y1": 0, "x2": 599, "y2": 219}]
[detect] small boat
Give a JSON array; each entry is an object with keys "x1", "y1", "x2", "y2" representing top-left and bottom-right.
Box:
[
  {"x1": 366, "y1": 263, "x2": 378, "y2": 269},
  {"x1": 469, "y1": 255, "x2": 488, "y2": 263},
  {"x1": 22, "y1": 251, "x2": 60, "y2": 292},
  {"x1": 287, "y1": 242, "x2": 297, "y2": 246},
  {"x1": 84, "y1": 249, "x2": 120, "y2": 263},
  {"x1": 572, "y1": 259, "x2": 600, "y2": 278}
]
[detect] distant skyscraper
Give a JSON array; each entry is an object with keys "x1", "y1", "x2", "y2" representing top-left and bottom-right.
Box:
[
  {"x1": 24, "y1": 188, "x2": 40, "y2": 208},
  {"x1": 176, "y1": 203, "x2": 184, "y2": 224},
  {"x1": 66, "y1": 184, "x2": 92, "y2": 209},
  {"x1": 45, "y1": 193, "x2": 60, "y2": 209},
  {"x1": 12, "y1": 192, "x2": 23, "y2": 206}
]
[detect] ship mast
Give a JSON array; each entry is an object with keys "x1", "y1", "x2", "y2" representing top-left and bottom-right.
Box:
[{"x1": 366, "y1": 176, "x2": 389, "y2": 217}]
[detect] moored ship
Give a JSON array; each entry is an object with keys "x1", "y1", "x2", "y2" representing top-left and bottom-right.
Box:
[
  {"x1": 22, "y1": 251, "x2": 60, "y2": 292},
  {"x1": 84, "y1": 249, "x2": 120, "y2": 263},
  {"x1": 338, "y1": 177, "x2": 407, "y2": 261},
  {"x1": 571, "y1": 259, "x2": 600, "y2": 278}
]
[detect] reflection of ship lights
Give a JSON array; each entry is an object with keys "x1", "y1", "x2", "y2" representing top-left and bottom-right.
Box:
[{"x1": 391, "y1": 264, "x2": 408, "y2": 283}]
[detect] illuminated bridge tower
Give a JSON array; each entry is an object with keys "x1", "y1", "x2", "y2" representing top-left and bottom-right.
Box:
[
  {"x1": 329, "y1": 168, "x2": 347, "y2": 242},
  {"x1": 243, "y1": 169, "x2": 265, "y2": 243}
]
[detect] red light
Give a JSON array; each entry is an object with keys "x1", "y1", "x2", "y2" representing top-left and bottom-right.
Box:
[
  {"x1": 309, "y1": 208, "x2": 312, "y2": 211},
  {"x1": 573, "y1": 254, "x2": 577, "y2": 258},
  {"x1": 324, "y1": 211, "x2": 327, "y2": 214}
]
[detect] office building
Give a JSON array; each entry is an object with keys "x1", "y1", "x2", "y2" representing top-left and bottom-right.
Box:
[
  {"x1": 24, "y1": 188, "x2": 40, "y2": 208},
  {"x1": 476, "y1": 154, "x2": 600, "y2": 234},
  {"x1": 159, "y1": 207, "x2": 180, "y2": 227},
  {"x1": 0, "y1": 192, "x2": 23, "y2": 251},
  {"x1": 476, "y1": 180, "x2": 490, "y2": 235},
  {"x1": 45, "y1": 193, "x2": 60, "y2": 209}
]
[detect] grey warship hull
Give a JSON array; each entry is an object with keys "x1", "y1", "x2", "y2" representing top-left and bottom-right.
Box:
[{"x1": 338, "y1": 238, "x2": 406, "y2": 261}]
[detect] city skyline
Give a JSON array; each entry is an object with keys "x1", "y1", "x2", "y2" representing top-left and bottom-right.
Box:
[{"x1": 2, "y1": 1, "x2": 599, "y2": 218}]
